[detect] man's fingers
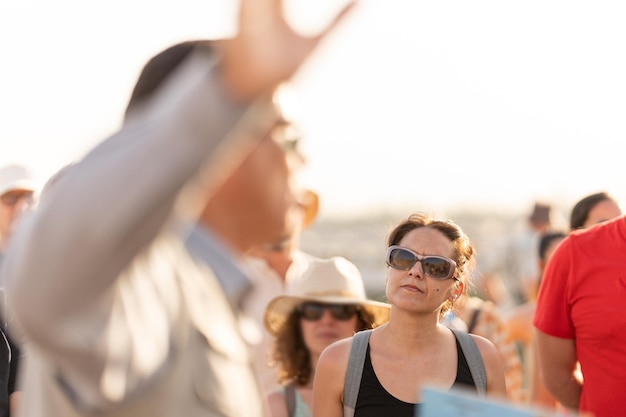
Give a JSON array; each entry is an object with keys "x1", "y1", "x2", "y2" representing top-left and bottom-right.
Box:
[
  {"x1": 218, "y1": 0, "x2": 359, "y2": 101},
  {"x1": 238, "y1": 0, "x2": 284, "y2": 28},
  {"x1": 317, "y1": 1, "x2": 357, "y2": 38}
]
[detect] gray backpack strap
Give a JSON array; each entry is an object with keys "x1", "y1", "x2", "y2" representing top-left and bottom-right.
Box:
[
  {"x1": 343, "y1": 329, "x2": 373, "y2": 417},
  {"x1": 284, "y1": 382, "x2": 296, "y2": 417},
  {"x1": 451, "y1": 329, "x2": 487, "y2": 396}
]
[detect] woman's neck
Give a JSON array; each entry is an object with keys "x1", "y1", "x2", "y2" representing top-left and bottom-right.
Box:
[{"x1": 376, "y1": 310, "x2": 445, "y2": 353}]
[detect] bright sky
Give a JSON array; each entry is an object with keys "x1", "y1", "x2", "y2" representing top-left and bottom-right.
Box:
[{"x1": 1, "y1": 0, "x2": 625, "y2": 220}]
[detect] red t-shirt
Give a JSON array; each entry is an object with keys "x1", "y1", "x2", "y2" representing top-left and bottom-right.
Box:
[{"x1": 534, "y1": 216, "x2": 626, "y2": 417}]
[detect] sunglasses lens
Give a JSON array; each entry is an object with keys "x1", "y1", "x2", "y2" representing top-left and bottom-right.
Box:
[
  {"x1": 387, "y1": 247, "x2": 417, "y2": 270},
  {"x1": 298, "y1": 303, "x2": 324, "y2": 321},
  {"x1": 422, "y1": 257, "x2": 452, "y2": 280},
  {"x1": 387, "y1": 246, "x2": 454, "y2": 280},
  {"x1": 298, "y1": 303, "x2": 359, "y2": 321},
  {"x1": 1, "y1": 191, "x2": 33, "y2": 206},
  {"x1": 327, "y1": 305, "x2": 359, "y2": 321}
]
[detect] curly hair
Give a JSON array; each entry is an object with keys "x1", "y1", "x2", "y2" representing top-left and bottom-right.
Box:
[
  {"x1": 271, "y1": 307, "x2": 377, "y2": 386},
  {"x1": 386, "y1": 213, "x2": 476, "y2": 319}
]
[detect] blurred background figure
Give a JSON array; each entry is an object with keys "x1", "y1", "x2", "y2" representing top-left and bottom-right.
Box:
[
  {"x1": 502, "y1": 202, "x2": 553, "y2": 308},
  {"x1": 504, "y1": 230, "x2": 566, "y2": 408},
  {"x1": 0, "y1": 164, "x2": 36, "y2": 254},
  {"x1": 263, "y1": 256, "x2": 389, "y2": 417},
  {"x1": 569, "y1": 191, "x2": 622, "y2": 231},
  {"x1": 0, "y1": 163, "x2": 36, "y2": 417}
]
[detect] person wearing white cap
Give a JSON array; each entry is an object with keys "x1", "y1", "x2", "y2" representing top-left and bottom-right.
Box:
[
  {"x1": 264, "y1": 256, "x2": 390, "y2": 417},
  {"x1": 0, "y1": 163, "x2": 35, "y2": 417},
  {"x1": 0, "y1": 164, "x2": 36, "y2": 252}
]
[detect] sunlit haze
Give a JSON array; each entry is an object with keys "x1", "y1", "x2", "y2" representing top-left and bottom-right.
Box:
[{"x1": 1, "y1": 0, "x2": 625, "y2": 221}]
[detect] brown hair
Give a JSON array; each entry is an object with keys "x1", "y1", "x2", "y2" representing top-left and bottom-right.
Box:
[
  {"x1": 386, "y1": 213, "x2": 476, "y2": 318},
  {"x1": 271, "y1": 307, "x2": 376, "y2": 386},
  {"x1": 569, "y1": 191, "x2": 616, "y2": 231}
]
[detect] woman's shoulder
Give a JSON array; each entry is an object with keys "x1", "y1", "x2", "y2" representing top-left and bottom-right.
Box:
[
  {"x1": 467, "y1": 332, "x2": 498, "y2": 355},
  {"x1": 468, "y1": 333, "x2": 508, "y2": 395}
]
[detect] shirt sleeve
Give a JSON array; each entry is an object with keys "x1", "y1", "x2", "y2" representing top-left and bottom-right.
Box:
[
  {"x1": 533, "y1": 237, "x2": 575, "y2": 339},
  {"x1": 1, "y1": 47, "x2": 273, "y2": 385}
]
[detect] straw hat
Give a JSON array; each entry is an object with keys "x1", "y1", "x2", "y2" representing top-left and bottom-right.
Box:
[
  {"x1": 0, "y1": 164, "x2": 36, "y2": 197},
  {"x1": 264, "y1": 256, "x2": 390, "y2": 335}
]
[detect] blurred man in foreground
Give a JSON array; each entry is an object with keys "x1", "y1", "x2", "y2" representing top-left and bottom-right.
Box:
[{"x1": 0, "y1": 1, "x2": 356, "y2": 416}]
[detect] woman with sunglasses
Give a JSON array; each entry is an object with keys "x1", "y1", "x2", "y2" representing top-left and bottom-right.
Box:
[
  {"x1": 263, "y1": 256, "x2": 390, "y2": 417},
  {"x1": 313, "y1": 213, "x2": 507, "y2": 417}
]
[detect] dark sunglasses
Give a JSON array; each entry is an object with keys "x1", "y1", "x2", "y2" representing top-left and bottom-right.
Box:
[
  {"x1": 386, "y1": 245, "x2": 457, "y2": 280},
  {"x1": 297, "y1": 302, "x2": 360, "y2": 321},
  {"x1": 0, "y1": 190, "x2": 34, "y2": 207}
]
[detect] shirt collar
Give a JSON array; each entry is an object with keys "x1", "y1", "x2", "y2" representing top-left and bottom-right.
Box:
[{"x1": 185, "y1": 223, "x2": 252, "y2": 309}]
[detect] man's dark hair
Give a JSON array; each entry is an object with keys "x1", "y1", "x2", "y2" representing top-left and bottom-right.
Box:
[
  {"x1": 125, "y1": 40, "x2": 213, "y2": 116},
  {"x1": 538, "y1": 231, "x2": 567, "y2": 261},
  {"x1": 569, "y1": 191, "x2": 614, "y2": 230}
]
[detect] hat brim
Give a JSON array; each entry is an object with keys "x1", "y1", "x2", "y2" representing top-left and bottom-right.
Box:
[
  {"x1": 264, "y1": 294, "x2": 390, "y2": 336},
  {"x1": 0, "y1": 180, "x2": 36, "y2": 197}
]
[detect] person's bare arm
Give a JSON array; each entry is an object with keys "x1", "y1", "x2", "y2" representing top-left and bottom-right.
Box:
[
  {"x1": 312, "y1": 338, "x2": 351, "y2": 417},
  {"x1": 9, "y1": 391, "x2": 20, "y2": 416},
  {"x1": 529, "y1": 337, "x2": 558, "y2": 408},
  {"x1": 534, "y1": 329, "x2": 581, "y2": 410},
  {"x1": 266, "y1": 390, "x2": 289, "y2": 417}
]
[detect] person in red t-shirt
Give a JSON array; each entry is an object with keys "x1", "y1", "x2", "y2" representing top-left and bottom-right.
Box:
[{"x1": 534, "y1": 215, "x2": 626, "y2": 417}]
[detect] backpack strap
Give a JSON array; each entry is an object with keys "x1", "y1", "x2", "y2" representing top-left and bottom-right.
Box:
[
  {"x1": 284, "y1": 382, "x2": 296, "y2": 417},
  {"x1": 451, "y1": 329, "x2": 487, "y2": 396},
  {"x1": 466, "y1": 307, "x2": 482, "y2": 333},
  {"x1": 343, "y1": 329, "x2": 373, "y2": 417}
]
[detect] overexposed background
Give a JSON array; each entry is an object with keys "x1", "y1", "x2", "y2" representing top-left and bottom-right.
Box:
[{"x1": 1, "y1": 0, "x2": 625, "y2": 221}]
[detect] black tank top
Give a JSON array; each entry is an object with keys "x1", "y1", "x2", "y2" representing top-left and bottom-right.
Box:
[{"x1": 354, "y1": 336, "x2": 476, "y2": 417}]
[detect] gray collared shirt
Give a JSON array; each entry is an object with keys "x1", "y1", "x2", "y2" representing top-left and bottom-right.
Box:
[{"x1": 185, "y1": 224, "x2": 252, "y2": 310}]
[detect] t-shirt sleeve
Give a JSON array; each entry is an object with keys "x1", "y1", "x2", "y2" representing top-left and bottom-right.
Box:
[{"x1": 533, "y1": 237, "x2": 575, "y2": 338}]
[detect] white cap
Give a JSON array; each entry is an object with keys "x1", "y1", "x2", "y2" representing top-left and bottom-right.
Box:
[{"x1": 0, "y1": 165, "x2": 36, "y2": 197}]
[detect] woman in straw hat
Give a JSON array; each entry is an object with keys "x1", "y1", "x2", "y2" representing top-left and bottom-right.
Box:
[
  {"x1": 264, "y1": 256, "x2": 390, "y2": 417},
  {"x1": 313, "y1": 213, "x2": 506, "y2": 417}
]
